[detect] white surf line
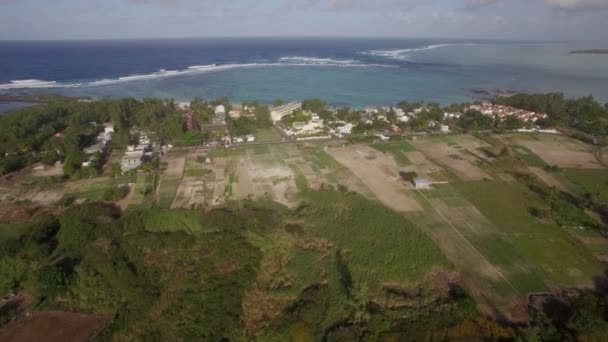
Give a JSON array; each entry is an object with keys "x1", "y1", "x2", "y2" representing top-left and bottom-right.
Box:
[{"x1": 416, "y1": 188, "x2": 524, "y2": 301}]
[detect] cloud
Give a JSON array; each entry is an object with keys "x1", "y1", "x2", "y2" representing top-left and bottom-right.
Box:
[
  {"x1": 462, "y1": 0, "x2": 502, "y2": 10},
  {"x1": 544, "y1": 0, "x2": 608, "y2": 11},
  {"x1": 283, "y1": 0, "x2": 422, "y2": 12}
]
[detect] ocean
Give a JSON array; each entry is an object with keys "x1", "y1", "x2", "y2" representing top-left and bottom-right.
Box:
[{"x1": 1, "y1": 38, "x2": 607, "y2": 107}]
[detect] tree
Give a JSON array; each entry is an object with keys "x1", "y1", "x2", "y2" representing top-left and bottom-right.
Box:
[
  {"x1": 503, "y1": 116, "x2": 524, "y2": 130},
  {"x1": 254, "y1": 105, "x2": 272, "y2": 128},
  {"x1": 0, "y1": 258, "x2": 28, "y2": 296},
  {"x1": 63, "y1": 150, "x2": 84, "y2": 176},
  {"x1": 33, "y1": 265, "x2": 66, "y2": 298},
  {"x1": 302, "y1": 99, "x2": 327, "y2": 113},
  {"x1": 459, "y1": 110, "x2": 494, "y2": 131}
]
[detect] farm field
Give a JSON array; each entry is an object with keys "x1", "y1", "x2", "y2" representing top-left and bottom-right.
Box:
[
  {"x1": 1, "y1": 133, "x2": 606, "y2": 327},
  {"x1": 326, "y1": 145, "x2": 422, "y2": 212},
  {"x1": 497, "y1": 133, "x2": 605, "y2": 169}
]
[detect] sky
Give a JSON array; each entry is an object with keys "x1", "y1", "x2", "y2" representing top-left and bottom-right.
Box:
[{"x1": 0, "y1": 0, "x2": 607, "y2": 40}]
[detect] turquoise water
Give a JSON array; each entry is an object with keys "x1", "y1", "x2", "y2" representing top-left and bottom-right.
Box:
[{"x1": 1, "y1": 39, "x2": 607, "y2": 106}]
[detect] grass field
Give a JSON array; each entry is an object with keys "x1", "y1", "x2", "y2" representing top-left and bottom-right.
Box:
[
  {"x1": 62, "y1": 177, "x2": 114, "y2": 203},
  {"x1": 451, "y1": 179, "x2": 603, "y2": 287},
  {"x1": 512, "y1": 145, "x2": 548, "y2": 167},
  {"x1": 157, "y1": 177, "x2": 182, "y2": 208},
  {"x1": 370, "y1": 141, "x2": 415, "y2": 166},
  {"x1": 562, "y1": 168, "x2": 608, "y2": 201},
  {"x1": 254, "y1": 127, "x2": 282, "y2": 142},
  {"x1": 129, "y1": 174, "x2": 156, "y2": 209}
]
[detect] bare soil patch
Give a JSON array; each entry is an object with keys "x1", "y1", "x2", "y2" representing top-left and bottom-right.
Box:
[
  {"x1": 415, "y1": 142, "x2": 492, "y2": 182},
  {"x1": 0, "y1": 311, "x2": 108, "y2": 342},
  {"x1": 238, "y1": 152, "x2": 297, "y2": 207},
  {"x1": 502, "y1": 134, "x2": 604, "y2": 169},
  {"x1": 327, "y1": 146, "x2": 422, "y2": 212},
  {"x1": 163, "y1": 153, "x2": 186, "y2": 177}
]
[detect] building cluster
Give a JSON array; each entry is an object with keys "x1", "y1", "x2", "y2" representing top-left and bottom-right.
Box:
[
  {"x1": 228, "y1": 104, "x2": 256, "y2": 119},
  {"x1": 362, "y1": 106, "x2": 411, "y2": 124},
  {"x1": 121, "y1": 131, "x2": 153, "y2": 173},
  {"x1": 282, "y1": 111, "x2": 331, "y2": 140},
  {"x1": 82, "y1": 123, "x2": 114, "y2": 167},
  {"x1": 271, "y1": 102, "x2": 302, "y2": 123},
  {"x1": 467, "y1": 103, "x2": 548, "y2": 123}
]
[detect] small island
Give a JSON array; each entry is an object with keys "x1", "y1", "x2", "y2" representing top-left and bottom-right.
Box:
[{"x1": 569, "y1": 49, "x2": 608, "y2": 55}]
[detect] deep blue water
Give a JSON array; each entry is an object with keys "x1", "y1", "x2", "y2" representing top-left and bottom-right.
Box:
[{"x1": 1, "y1": 38, "x2": 607, "y2": 106}]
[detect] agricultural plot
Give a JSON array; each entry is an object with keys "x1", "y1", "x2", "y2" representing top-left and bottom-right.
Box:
[
  {"x1": 127, "y1": 173, "x2": 155, "y2": 209},
  {"x1": 172, "y1": 150, "x2": 215, "y2": 209},
  {"x1": 327, "y1": 145, "x2": 422, "y2": 212},
  {"x1": 562, "y1": 168, "x2": 608, "y2": 202},
  {"x1": 156, "y1": 150, "x2": 186, "y2": 208},
  {"x1": 62, "y1": 177, "x2": 114, "y2": 203},
  {"x1": 414, "y1": 139, "x2": 492, "y2": 182},
  {"x1": 500, "y1": 133, "x2": 605, "y2": 169},
  {"x1": 234, "y1": 146, "x2": 298, "y2": 207},
  {"x1": 408, "y1": 185, "x2": 540, "y2": 321},
  {"x1": 370, "y1": 140, "x2": 415, "y2": 166},
  {"x1": 451, "y1": 179, "x2": 604, "y2": 288}
]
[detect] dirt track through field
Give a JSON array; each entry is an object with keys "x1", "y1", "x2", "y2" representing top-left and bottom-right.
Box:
[{"x1": 327, "y1": 145, "x2": 422, "y2": 212}]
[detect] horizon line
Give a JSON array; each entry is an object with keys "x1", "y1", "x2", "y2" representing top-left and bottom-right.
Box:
[{"x1": 0, "y1": 35, "x2": 602, "y2": 44}]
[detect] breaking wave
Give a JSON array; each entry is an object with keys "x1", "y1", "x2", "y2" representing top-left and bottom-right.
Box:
[
  {"x1": 0, "y1": 79, "x2": 60, "y2": 90},
  {"x1": 364, "y1": 43, "x2": 481, "y2": 60},
  {"x1": 0, "y1": 58, "x2": 389, "y2": 90}
]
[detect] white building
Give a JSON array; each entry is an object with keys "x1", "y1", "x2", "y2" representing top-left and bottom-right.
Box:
[
  {"x1": 271, "y1": 101, "x2": 302, "y2": 123},
  {"x1": 413, "y1": 177, "x2": 432, "y2": 190},
  {"x1": 336, "y1": 123, "x2": 354, "y2": 136},
  {"x1": 398, "y1": 116, "x2": 410, "y2": 123},
  {"x1": 214, "y1": 105, "x2": 226, "y2": 115}
]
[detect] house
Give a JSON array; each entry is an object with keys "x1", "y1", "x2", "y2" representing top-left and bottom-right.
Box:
[
  {"x1": 214, "y1": 105, "x2": 226, "y2": 124},
  {"x1": 413, "y1": 177, "x2": 432, "y2": 190},
  {"x1": 398, "y1": 116, "x2": 410, "y2": 123},
  {"x1": 440, "y1": 125, "x2": 450, "y2": 133},
  {"x1": 246, "y1": 134, "x2": 255, "y2": 143},
  {"x1": 121, "y1": 156, "x2": 142, "y2": 173},
  {"x1": 336, "y1": 123, "x2": 354, "y2": 136},
  {"x1": 229, "y1": 106, "x2": 242, "y2": 119}
]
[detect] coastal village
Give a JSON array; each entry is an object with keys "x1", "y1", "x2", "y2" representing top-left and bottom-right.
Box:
[{"x1": 67, "y1": 99, "x2": 554, "y2": 176}]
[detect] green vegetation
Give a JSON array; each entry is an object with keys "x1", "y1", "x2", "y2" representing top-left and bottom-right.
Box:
[
  {"x1": 562, "y1": 168, "x2": 608, "y2": 203},
  {"x1": 452, "y1": 179, "x2": 604, "y2": 286},
  {"x1": 512, "y1": 145, "x2": 548, "y2": 167},
  {"x1": 370, "y1": 141, "x2": 414, "y2": 165},
  {"x1": 1, "y1": 191, "x2": 606, "y2": 340},
  {"x1": 299, "y1": 190, "x2": 449, "y2": 289}
]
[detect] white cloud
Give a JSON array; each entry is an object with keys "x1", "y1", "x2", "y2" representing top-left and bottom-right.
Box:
[{"x1": 544, "y1": 0, "x2": 608, "y2": 11}]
